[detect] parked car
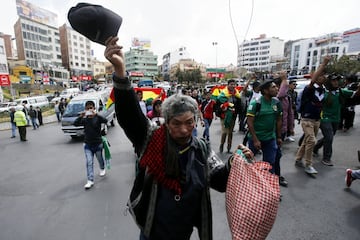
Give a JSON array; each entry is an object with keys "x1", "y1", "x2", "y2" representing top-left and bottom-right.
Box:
[
  {"x1": 15, "y1": 96, "x2": 50, "y2": 109},
  {"x1": 0, "y1": 102, "x2": 18, "y2": 113},
  {"x1": 61, "y1": 90, "x2": 116, "y2": 138}
]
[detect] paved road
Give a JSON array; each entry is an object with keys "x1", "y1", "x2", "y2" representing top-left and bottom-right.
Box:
[{"x1": 1, "y1": 110, "x2": 360, "y2": 240}]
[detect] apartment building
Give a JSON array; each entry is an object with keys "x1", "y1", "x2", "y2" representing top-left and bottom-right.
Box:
[
  {"x1": 125, "y1": 48, "x2": 158, "y2": 79},
  {"x1": 343, "y1": 28, "x2": 360, "y2": 55},
  {"x1": 238, "y1": 34, "x2": 284, "y2": 72},
  {"x1": 14, "y1": 0, "x2": 69, "y2": 84},
  {"x1": 59, "y1": 24, "x2": 93, "y2": 79},
  {"x1": 162, "y1": 46, "x2": 191, "y2": 80},
  {"x1": 289, "y1": 33, "x2": 347, "y2": 74}
]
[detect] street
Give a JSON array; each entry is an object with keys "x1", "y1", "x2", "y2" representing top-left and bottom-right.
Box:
[{"x1": 0, "y1": 110, "x2": 360, "y2": 240}]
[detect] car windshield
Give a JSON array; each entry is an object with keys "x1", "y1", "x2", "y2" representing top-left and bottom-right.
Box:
[
  {"x1": 295, "y1": 80, "x2": 311, "y2": 93},
  {"x1": 0, "y1": 103, "x2": 8, "y2": 108},
  {"x1": 63, "y1": 100, "x2": 88, "y2": 117}
]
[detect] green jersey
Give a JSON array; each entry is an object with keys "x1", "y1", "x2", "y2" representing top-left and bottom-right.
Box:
[
  {"x1": 321, "y1": 88, "x2": 354, "y2": 123},
  {"x1": 246, "y1": 96, "x2": 282, "y2": 141}
]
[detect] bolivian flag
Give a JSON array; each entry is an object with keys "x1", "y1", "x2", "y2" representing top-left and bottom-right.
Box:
[
  {"x1": 210, "y1": 85, "x2": 243, "y2": 99},
  {"x1": 134, "y1": 87, "x2": 167, "y2": 104},
  {"x1": 105, "y1": 88, "x2": 115, "y2": 110},
  {"x1": 105, "y1": 87, "x2": 166, "y2": 110}
]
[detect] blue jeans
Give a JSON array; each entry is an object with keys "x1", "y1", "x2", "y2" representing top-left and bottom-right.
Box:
[
  {"x1": 56, "y1": 112, "x2": 61, "y2": 122},
  {"x1": 202, "y1": 118, "x2": 212, "y2": 141},
  {"x1": 31, "y1": 117, "x2": 39, "y2": 129},
  {"x1": 11, "y1": 122, "x2": 16, "y2": 137},
  {"x1": 248, "y1": 138, "x2": 278, "y2": 173},
  {"x1": 84, "y1": 143, "x2": 104, "y2": 181}
]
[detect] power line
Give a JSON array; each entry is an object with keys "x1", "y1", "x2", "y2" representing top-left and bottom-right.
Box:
[{"x1": 228, "y1": 0, "x2": 255, "y2": 68}]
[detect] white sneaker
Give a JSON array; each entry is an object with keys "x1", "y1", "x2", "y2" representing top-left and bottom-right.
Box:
[
  {"x1": 99, "y1": 169, "x2": 106, "y2": 177},
  {"x1": 84, "y1": 180, "x2": 94, "y2": 189},
  {"x1": 305, "y1": 166, "x2": 318, "y2": 174},
  {"x1": 285, "y1": 136, "x2": 295, "y2": 142}
]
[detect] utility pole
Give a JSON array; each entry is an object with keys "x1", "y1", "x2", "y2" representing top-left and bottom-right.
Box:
[{"x1": 212, "y1": 42, "x2": 218, "y2": 82}]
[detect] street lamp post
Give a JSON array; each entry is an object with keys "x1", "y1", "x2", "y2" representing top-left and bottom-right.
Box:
[{"x1": 212, "y1": 42, "x2": 218, "y2": 82}]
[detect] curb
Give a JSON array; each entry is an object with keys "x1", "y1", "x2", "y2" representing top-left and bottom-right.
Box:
[{"x1": 0, "y1": 114, "x2": 58, "y2": 131}]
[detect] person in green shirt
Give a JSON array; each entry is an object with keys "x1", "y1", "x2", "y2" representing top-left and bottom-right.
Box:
[
  {"x1": 313, "y1": 74, "x2": 360, "y2": 166},
  {"x1": 246, "y1": 79, "x2": 283, "y2": 173}
]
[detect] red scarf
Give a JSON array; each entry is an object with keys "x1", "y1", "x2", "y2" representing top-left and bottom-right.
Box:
[{"x1": 139, "y1": 125, "x2": 182, "y2": 195}]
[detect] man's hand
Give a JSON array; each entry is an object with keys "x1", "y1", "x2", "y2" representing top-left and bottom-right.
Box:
[
  {"x1": 104, "y1": 36, "x2": 126, "y2": 78},
  {"x1": 235, "y1": 144, "x2": 254, "y2": 160}
]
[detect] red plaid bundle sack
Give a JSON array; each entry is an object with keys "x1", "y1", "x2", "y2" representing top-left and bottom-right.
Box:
[{"x1": 226, "y1": 151, "x2": 280, "y2": 240}]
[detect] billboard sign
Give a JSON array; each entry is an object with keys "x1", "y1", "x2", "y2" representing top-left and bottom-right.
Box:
[
  {"x1": 16, "y1": 0, "x2": 58, "y2": 27},
  {"x1": 207, "y1": 72, "x2": 225, "y2": 78},
  {"x1": 0, "y1": 74, "x2": 10, "y2": 86},
  {"x1": 131, "y1": 37, "x2": 151, "y2": 49}
]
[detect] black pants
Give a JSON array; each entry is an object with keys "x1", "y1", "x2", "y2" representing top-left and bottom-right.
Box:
[
  {"x1": 313, "y1": 122, "x2": 338, "y2": 161},
  {"x1": 339, "y1": 107, "x2": 355, "y2": 130},
  {"x1": 18, "y1": 126, "x2": 27, "y2": 141}
]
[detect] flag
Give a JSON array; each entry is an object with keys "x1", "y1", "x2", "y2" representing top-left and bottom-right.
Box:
[
  {"x1": 134, "y1": 87, "x2": 167, "y2": 103},
  {"x1": 210, "y1": 85, "x2": 243, "y2": 99},
  {"x1": 105, "y1": 88, "x2": 115, "y2": 110}
]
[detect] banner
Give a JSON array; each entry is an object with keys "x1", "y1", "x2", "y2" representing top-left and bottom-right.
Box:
[{"x1": 0, "y1": 74, "x2": 11, "y2": 86}]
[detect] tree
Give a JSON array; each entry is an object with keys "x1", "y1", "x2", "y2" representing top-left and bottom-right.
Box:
[
  {"x1": 175, "y1": 68, "x2": 202, "y2": 87},
  {"x1": 325, "y1": 55, "x2": 360, "y2": 75}
]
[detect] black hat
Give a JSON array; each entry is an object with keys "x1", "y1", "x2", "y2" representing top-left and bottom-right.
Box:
[
  {"x1": 68, "y1": 3, "x2": 122, "y2": 45},
  {"x1": 252, "y1": 81, "x2": 261, "y2": 89},
  {"x1": 289, "y1": 80, "x2": 297, "y2": 84},
  {"x1": 259, "y1": 79, "x2": 274, "y2": 91}
]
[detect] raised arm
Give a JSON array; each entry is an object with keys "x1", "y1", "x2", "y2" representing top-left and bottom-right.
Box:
[
  {"x1": 310, "y1": 55, "x2": 331, "y2": 86},
  {"x1": 104, "y1": 37, "x2": 149, "y2": 155}
]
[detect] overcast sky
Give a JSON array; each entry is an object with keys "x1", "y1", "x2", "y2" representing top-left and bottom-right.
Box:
[{"x1": 1, "y1": 0, "x2": 359, "y2": 67}]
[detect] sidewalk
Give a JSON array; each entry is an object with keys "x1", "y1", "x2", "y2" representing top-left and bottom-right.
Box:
[{"x1": 0, "y1": 114, "x2": 58, "y2": 131}]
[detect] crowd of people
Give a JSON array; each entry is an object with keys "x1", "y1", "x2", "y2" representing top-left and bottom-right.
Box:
[{"x1": 6, "y1": 36, "x2": 360, "y2": 238}]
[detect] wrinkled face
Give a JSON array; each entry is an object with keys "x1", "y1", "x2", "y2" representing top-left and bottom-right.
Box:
[{"x1": 166, "y1": 111, "x2": 195, "y2": 146}]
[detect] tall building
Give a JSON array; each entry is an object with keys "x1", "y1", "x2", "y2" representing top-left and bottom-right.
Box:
[
  {"x1": 0, "y1": 37, "x2": 11, "y2": 88},
  {"x1": 343, "y1": 28, "x2": 360, "y2": 54},
  {"x1": 162, "y1": 47, "x2": 191, "y2": 80},
  {"x1": 238, "y1": 34, "x2": 284, "y2": 72},
  {"x1": 0, "y1": 33, "x2": 16, "y2": 60},
  {"x1": 289, "y1": 33, "x2": 346, "y2": 74},
  {"x1": 125, "y1": 48, "x2": 158, "y2": 80},
  {"x1": 13, "y1": 0, "x2": 69, "y2": 84},
  {"x1": 59, "y1": 24, "x2": 93, "y2": 79}
]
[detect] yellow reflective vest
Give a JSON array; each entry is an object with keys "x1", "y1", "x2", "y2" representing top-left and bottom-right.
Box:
[{"x1": 14, "y1": 110, "x2": 27, "y2": 127}]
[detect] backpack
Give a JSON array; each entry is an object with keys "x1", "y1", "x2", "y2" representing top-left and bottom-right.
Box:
[
  {"x1": 214, "y1": 99, "x2": 223, "y2": 117},
  {"x1": 243, "y1": 97, "x2": 280, "y2": 145}
]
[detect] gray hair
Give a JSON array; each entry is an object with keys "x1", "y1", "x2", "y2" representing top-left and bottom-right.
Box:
[{"x1": 161, "y1": 93, "x2": 199, "y2": 123}]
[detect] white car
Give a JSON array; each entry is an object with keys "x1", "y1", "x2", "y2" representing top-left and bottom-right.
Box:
[{"x1": 0, "y1": 102, "x2": 18, "y2": 113}]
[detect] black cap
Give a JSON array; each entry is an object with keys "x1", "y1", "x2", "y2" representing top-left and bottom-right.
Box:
[
  {"x1": 259, "y1": 79, "x2": 274, "y2": 91},
  {"x1": 68, "y1": 3, "x2": 122, "y2": 45},
  {"x1": 289, "y1": 80, "x2": 297, "y2": 84}
]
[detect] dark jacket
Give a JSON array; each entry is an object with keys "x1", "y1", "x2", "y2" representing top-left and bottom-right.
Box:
[
  {"x1": 300, "y1": 84, "x2": 324, "y2": 120},
  {"x1": 113, "y1": 80, "x2": 230, "y2": 240},
  {"x1": 74, "y1": 114, "x2": 107, "y2": 144}
]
